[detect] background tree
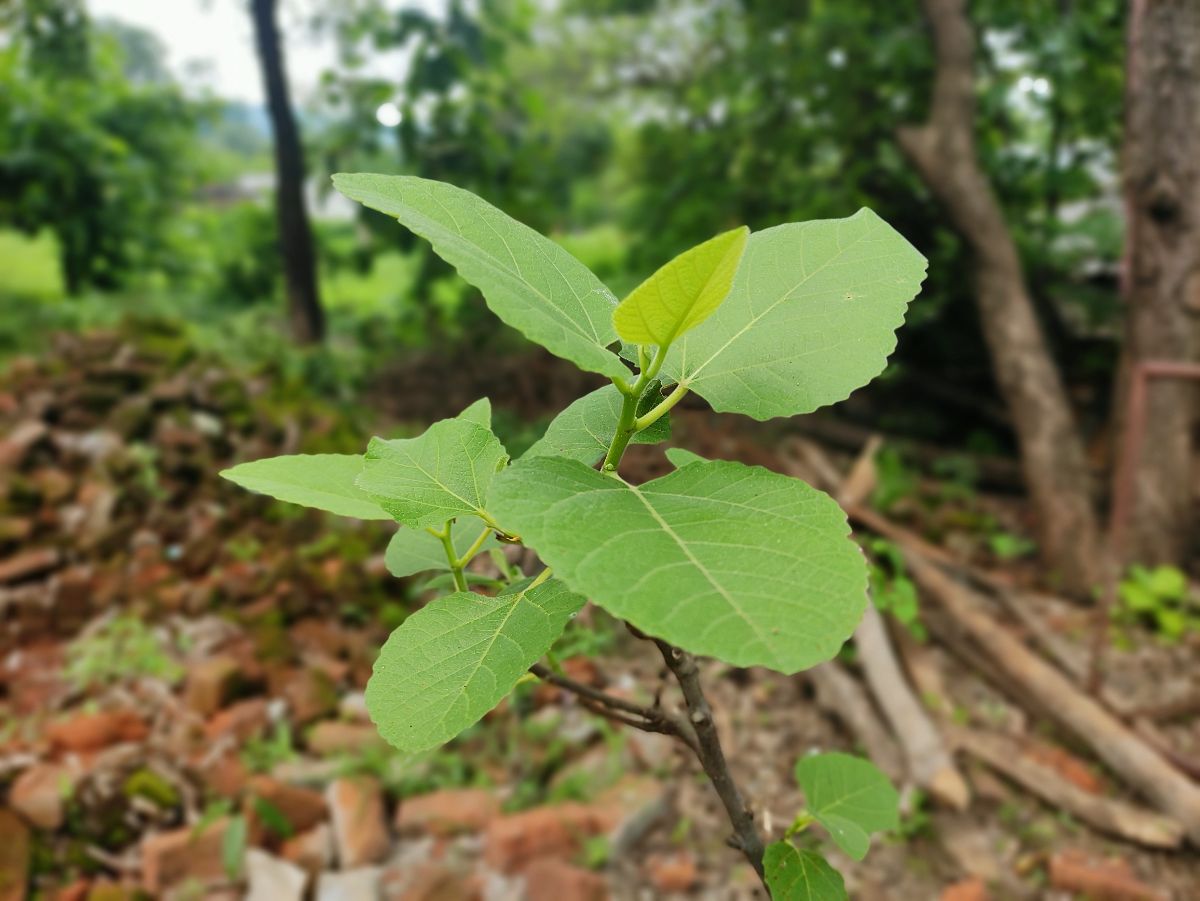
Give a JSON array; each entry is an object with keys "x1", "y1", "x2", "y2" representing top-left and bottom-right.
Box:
[
  {"x1": 250, "y1": 0, "x2": 325, "y2": 344},
  {"x1": 0, "y1": 0, "x2": 202, "y2": 294},
  {"x1": 1117, "y1": 0, "x2": 1200, "y2": 565}
]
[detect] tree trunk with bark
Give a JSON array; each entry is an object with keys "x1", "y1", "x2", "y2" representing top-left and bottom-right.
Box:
[
  {"x1": 1117, "y1": 0, "x2": 1200, "y2": 565},
  {"x1": 897, "y1": 0, "x2": 1105, "y2": 596},
  {"x1": 250, "y1": 0, "x2": 324, "y2": 344}
]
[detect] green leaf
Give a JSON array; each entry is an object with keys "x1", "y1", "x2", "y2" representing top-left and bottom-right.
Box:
[
  {"x1": 385, "y1": 525, "x2": 499, "y2": 578},
  {"x1": 356, "y1": 418, "x2": 507, "y2": 530},
  {"x1": 220, "y1": 454, "x2": 388, "y2": 521},
  {"x1": 332, "y1": 174, "x2": 628, "y2": 379},
  {"x1": 659, "y1": 209, "x2": 927, "y2": 419},
  {"x1": 664, "y1": 447, "x2": 707, "y2": 469},
  {"x1": 221, "y1": 814, "x2": 248, "y2": 880},
  {"x1": 458, "y1": 397, "x2": 492, "y2": 428},
  {"x1": 613, "y1": 226, "x2": 749, "y2": 347},
  {"x1": 764, "y1": 842, "x2": 847, "y2": 901},
  {"x1": 524, "y1": 384, "x2": 670, "y2": 466},
  {"x1": 794, "y1": 752, "x2": 899, "y2": 860},
  {"x1": 365, "y1": 578, "x2": 585, "y2": 752},
  {"x1": 489, "y1": 458, "x2": 868, "y2": 673}
]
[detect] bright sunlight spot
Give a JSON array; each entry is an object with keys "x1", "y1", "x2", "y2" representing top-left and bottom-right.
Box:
[{"x1": 376, "y1": 101, "x2": 402, "y2": 127}]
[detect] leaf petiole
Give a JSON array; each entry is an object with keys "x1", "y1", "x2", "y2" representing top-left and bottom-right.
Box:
[
  {"x1": 429, "y1": 521, "x2": 469, "y2": 592},
  {"x1": 634, "y1": 381, "x2": 689, "y2": 432},
  {"x1": 456, "y1": 524, "x2": 495, "y2": 569}
]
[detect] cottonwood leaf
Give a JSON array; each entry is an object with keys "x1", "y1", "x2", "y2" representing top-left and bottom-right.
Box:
[
  {"x1": 613, "y1": 226, "x2": 749, "y2": 346},
  {"x1": 794, "y1": 752, "x2": 899, "y2": 860},
  {"x1": 219, "y1": 454, "x2": 388, "y2": 520},
  {"x1": 365, "y1": 578, "x2": 585, "y2": 752},
  {"x1": 524, "y1": 384, "x2": 670, "y2": 465},
  {"x1": 489, "y1": 457, "x2": 868, "y2": 673},
  {"x1": 764, "y1": 842, "x2": 847, "y2": 901},
  {"x1": 385, "y1": 526, "x2": 499, "y2": 578},
  {"x1": 333, "y1": 174, "x2": 628, "y2": 379},
  {"x1": 356, "y1": 418, "x2": 507, "y2": 530},
  {"x1": 659, "y1": 208, "x2": 927, "y2": 419}
]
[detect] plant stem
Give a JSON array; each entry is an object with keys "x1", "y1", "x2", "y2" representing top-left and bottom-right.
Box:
[
  {"x1": 586, "y1": 361, "x2": 762, "y2": 884},
  {"x1": 602, "y1": 346, "x2": 676, "y2": 472},
  {"x1": 456, "y1": 524, "x2": 494, "y2": 568},
  {"x1": 430, "y1": 522, "x2": 468, "y2": 592},
  {"x1": 529, "y1": 663, "x2": 699, "y2": 754},
  {"x1": 634, "y1": 380, "x2": 689, "y2": 432},
  {"x1": 601, "y1": 388, "x2": 640, "y2": 472},
  {"x1": 651, "y1": 637, "x2": 767, "y2": 882}
]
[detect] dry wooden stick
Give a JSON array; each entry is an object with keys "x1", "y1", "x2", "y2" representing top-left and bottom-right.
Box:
[
  {"x1": 808, "y1": 661, "x2": 905, "y2": 782},
  {"x1": 906, "y1": 554, "x2": 1200, "y2": 843},
  {"x1": 951, "y1": 728, "x2": 1185, "y2": 849},
  {"x1": 854, "y1": 603, "x2": 971, "y2": 810}
]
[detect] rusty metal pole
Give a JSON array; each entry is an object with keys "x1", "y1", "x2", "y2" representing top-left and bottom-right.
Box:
[{"x1": 1089, "y1": 360, "x2": 1200, "y2": 692}]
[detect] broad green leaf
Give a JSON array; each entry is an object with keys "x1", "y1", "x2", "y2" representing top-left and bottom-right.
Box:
[
  {"x1": 489, "y1": 457, "x2": 868, "y2": 673},
  {"x1": 384, "y1": 525, "x2": 499, "y2": 578},
  {"x1": 794, "y1": 752, "x2": 899, "y2": 860},
  {"x1": 613, "y1": 226, "x2": 749, "y2": 347},
  {"x1": 332, "y1": 174, "x2": 628, "y2": 379},
  {"x1": 458, "y1": 397, "x2": 492, "y2": 428},
  {"x1": 357, "y1": 418, "x2": 507, "y2": 530},
  {"x1": 524, "y1": 384, "x2": 670, "y2": 466},
  {"x1": 764, "y1": 843, "x2": 847, "y2": 901},
  {"x1": 220, "y1": 454, "x2": 388, "y2": 521},
  {"x1": 664, "y1": 447, "x2": 707, "y2": 469},
  {"x1": 365, "y1": 578, "x2": 585, "y2": 752},
  {"x1": 660, "y1": 209, "x2": 927, "y2": 419}
]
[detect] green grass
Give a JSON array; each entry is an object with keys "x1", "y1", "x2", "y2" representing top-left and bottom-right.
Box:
[{"x1": 0, "y1": 229, "x2": 64, "y2": 299}]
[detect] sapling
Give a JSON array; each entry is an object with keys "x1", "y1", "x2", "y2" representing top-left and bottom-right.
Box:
[{"x1": 222, "y1": 174, "x2": 927, "y2": 898}]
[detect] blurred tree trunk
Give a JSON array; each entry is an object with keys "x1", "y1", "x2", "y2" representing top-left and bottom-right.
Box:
[
  {"x1": 1116, "y1": 0, "x2": 1200, "y2": 565},
  {"x1": 897, "y1": 0, "x2": 1105, "y2": 596},
  {"x1": 250, "y1": 0, "x2": 324, "y2": 344}
]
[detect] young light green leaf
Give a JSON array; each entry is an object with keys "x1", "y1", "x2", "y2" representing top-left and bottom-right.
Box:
[
  {"x1": 659, "y1": 209, "x2": 927, "y2": 419},
  {"x1": 356, "y1": 418, "x2": 507, "y2": 530},
  {"x1": 613, "y1": 226, "x2": 749, "y2": 347},
  {"x1": 764, "y1": 842, "x2": 847, "y2": 901},
  {"x1": 332, "y1": 174, "x2": 628, "y2": 379},
  {"x1": 794, "y1": 752, "x2": 900, "y2": 860},
  {"x1": 664, "y1": 447, "x2": 707, "y2": 469},
  {"x1": 523, "y1": 384, "x2": 670, "y2": 466},
  {"x1": 458, "y1": 397, "x2": 492, "y2": 428},
  {"x1": 489, "y1": 457, "x2": 868, "y2": 673},
  {"x1": 384, "y1": 526, "x2": 499, "y2": 578},
  {"x1": 365, "y1": 578, "x2": 585, "y2": 753},
  {"x1": 220, "y1": 454, "x2": 388, "y2": 521}
]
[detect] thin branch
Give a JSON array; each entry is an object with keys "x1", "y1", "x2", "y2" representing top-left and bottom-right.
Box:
[
  {"x1": 649, "y1": 638, "x2": 767, "y2": 881},
  {"x1": 529, "y1": 663, "x2": 698, "y2": 754}
]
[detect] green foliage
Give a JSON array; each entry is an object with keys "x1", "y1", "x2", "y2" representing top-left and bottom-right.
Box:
[
  {"x1": 866, "y1": 538, "x2": 924, "y2": 641},
  {"x1": 223, "y1": 176, "x2": 921, "y2": 890},
  {"x1": 764, "y1": 842, "x2": 848, "y2": 901},
  {"x1": 792, "y1": 752, "x2": 900, "y2": 860},
  {"x1": 1116, "y1": 565, "x2": 1199, "y2": 642},
  {"x1": 490, "y1": 456, "x2": 867, "y2": 673},
  {"x1": 220, "y1": 454, "x2": 388, "y2": 521},
  {"x1": 358, "y1": 415, "x2": 508, "y2": 530},
  {"x1": 385, "y1": 524, "x2": 498, "y2": 579},
  {"x1": 365, "y1": 576, "x2": 585, "y2": 753},
  {"x1": 332, "y1": 174, "x2": 628, "y2": 380},
  {"x1": 0, "y1": 2, "x2": 206, "y2": 293},
  {"x1": 523, "y1": 384, "x2": 670, "y2": 466},
  {"x1": 613, "y1": 226, "x2": 748, "y2": 346},
  {"x1": 657, "y1": 211, "x2": 927, "y2": 419},
  {"x1": 66, "y1": 616, "x2": 182, "y2": 690}
]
